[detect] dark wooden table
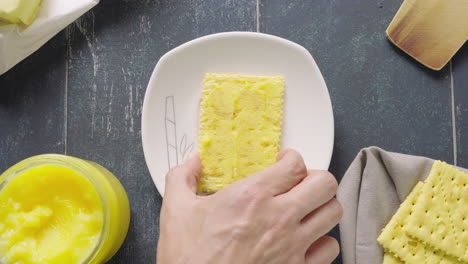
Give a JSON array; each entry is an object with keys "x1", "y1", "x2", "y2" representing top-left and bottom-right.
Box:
[{"x1": 1, "y1": 0, "x2": 467, "y2": 263}]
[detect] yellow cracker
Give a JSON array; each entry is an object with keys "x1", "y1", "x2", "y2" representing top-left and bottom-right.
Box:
[
  {"x1": 383, "y1": 252, "x2": 403, "y2": 264},
  {"x1": 405, "y1": 161, "x2": 468, "y2": 262},
  {"x1": 378, "y1": 182, "x2": 459, "y2": 264},
  {"x1": 198, "y1": 73, "x2": 284, "y2": 193}
]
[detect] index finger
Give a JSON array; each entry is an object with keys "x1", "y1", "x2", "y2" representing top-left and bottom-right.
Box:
[{"x1": 247, "y1": 149, "x2": 308, "y2": 195}]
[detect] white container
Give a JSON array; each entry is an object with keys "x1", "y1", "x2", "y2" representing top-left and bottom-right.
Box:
[
  {"x1": 0, "y1": 0, "x2": 99, "y2": 75},
  {"x1": 142, "y1": 32, "x2": 335, "y2": 196}
]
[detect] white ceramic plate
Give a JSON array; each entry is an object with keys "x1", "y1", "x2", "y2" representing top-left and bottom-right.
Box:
[{"x1": 142, "y1": 32, "x2": 334, "y2": 196}]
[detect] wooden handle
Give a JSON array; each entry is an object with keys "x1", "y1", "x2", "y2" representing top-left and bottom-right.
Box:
[{"x1": 387, "y1": 0, "x2": 468, "y2": 70}]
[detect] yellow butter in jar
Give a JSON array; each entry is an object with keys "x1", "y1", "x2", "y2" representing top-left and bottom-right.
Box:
[{"x1": 0, "y1": 154, "x2": 130, "y2": 264}]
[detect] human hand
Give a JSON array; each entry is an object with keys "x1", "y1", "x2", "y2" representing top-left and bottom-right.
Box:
[{"x1": 157, "y1": 149, "x2": 342, "y2": 264}]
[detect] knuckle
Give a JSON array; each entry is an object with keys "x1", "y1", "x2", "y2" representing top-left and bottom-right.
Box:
[
  {"x1": 328, "y1": 199, "x2": 344, "y2": 222},
  {"x1": 285, "y1": 196, "x2": 305, "y2": 217},
  {"x1": 257, "y1": 230, "x2": 276, "y2": 248},
  {"x1": 275, "y1": 214, "x2": 293, "y2": 229},
  {"x1": 287, "y1": 151, "x2": 307, "y2": 176},
  {"x1": 286, "y1": 205, "x2": 300, "y2": 220},
  {"x1": 231, "y1": 220, "x2": 254, "y2": 241},
  {"x1": 238, "y1": 184, "x2": 266, "y2": 204},
  {"x1": 274, "y1": 206, "x2": 297, "y2": 228},
  {"x1": 294, "y1": 162, "x2": 307, "y2": 177},
  {"x1": 319, "y1": 171, "x2": 338, "y2": 196}
]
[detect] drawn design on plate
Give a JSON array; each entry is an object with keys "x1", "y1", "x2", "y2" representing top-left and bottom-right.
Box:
[{"x1": 165, "y1": 95, "x2": 194, "y2": 170}]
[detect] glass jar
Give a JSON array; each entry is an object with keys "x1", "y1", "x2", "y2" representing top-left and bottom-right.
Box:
[{"x1": 0, "y1": 154, "x2": 130, "y2": 264}]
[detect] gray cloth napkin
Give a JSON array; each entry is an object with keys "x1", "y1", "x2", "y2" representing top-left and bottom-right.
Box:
[{"x1": 336, "y1": 146, "x2": 446, "y2": 264}]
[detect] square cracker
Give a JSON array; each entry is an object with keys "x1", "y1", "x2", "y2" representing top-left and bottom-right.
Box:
[
  {"x1": 378, "y1": 182, "x2": 459, "y2": 264},
  {"x1": 198, "y1": 73, "x2": 284, "y2": 193},
  {"x1": 405, "y1": 161, "x2": 468, "y2": 262},
  {"x1": 383, "y1": 253, "x2": 403, "y2": 264}
]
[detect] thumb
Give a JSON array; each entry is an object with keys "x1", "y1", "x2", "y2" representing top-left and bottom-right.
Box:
[{"x1": 165, "y1": 153, "x2": 201, "y2": 196}]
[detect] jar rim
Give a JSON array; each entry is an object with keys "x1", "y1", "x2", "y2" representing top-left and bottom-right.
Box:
[{"x1": 0, "y1": 154, "x2": 110, "y2": 264}]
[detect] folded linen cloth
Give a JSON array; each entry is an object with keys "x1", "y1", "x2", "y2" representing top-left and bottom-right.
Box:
[{"x1": 336, "y1": 147, "x2": 462, "y2": 264}]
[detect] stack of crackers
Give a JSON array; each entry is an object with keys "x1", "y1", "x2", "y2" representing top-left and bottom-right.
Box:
[{"x1": 378, "y1": 161, "x2": 468, "y2": 264}]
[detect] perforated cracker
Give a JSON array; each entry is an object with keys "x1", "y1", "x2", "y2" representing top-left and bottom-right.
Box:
[
  {"x1": 378, "y1": 182, "x2": 459, "y2": 264},
  {"x1": 405, "y1": 161, "x2": 468, "y2": 262},
  {"x1": 383, "y1": 253, "x2": 403, "y2": 264},
  {"x1": 378, "y1": 183, "x2": 424, "y2": 262},
  {"x1": 198, "y1": 73, "x2": 284, "y2": 193}
]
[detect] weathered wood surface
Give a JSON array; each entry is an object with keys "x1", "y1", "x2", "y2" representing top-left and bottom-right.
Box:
[{"x1": 0, "y1": 1, "x2": 467, "y2": 263}]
